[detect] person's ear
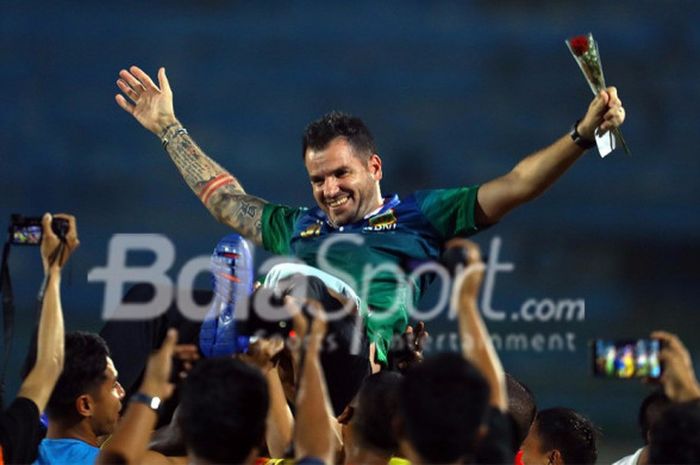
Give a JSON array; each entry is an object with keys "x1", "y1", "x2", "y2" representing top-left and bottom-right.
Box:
[
  {"x1": 75, "y1": 394, "x2": 93, "y2": 417},
  {"x1": 549, "y1": 449, "x2": 563, "y2": 465},
  {"x1": 367, "y1": 154, "x2": 383, "y2": 181}
]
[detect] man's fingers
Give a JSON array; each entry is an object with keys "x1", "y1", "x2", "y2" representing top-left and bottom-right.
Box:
[
  {"x1": 117, "y1": 79, "x2": 140, "y2": 104},
  {"x1": 588, "y1": 90, "x2": 609, "y2": 115},
  {"x1": 159, "y1": 328, "x2": 179, "y2": 358},
  {"x1": 119, "y1": 69, "x2": 146, "y2": 94},
  {"x1": 115, "y1": 94, "x2": 135, "y2": 114},
  {"x1": 598, "y1": 102, "x2": 625, "y2": 132},
  {"x1": 158, "y1": 67, "x2": 171, "y2": 93},
  {"x1": 130, "y1": 65, "x2": 160, "y2": 92},
  {"x1": 41, "y1": 213, "x2": 55, "y2": 240},
  {"x1": 54, "y1": 213, "x2": 79, "y2": 250},
  {"x1": 174, "y1": 344, "x2": 200, "y2": 361},
  {"x1": 606, "y1": 86, "x2": 620, "y2": 106},
  {"x1": 603, "y1": 106, "x2": 625, "y2": 121},
  {"x1": 651, "y1": 331, "x2": 677, "y2": 346}
]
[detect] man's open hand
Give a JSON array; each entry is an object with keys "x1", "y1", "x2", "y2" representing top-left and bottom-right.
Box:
[{"x1": 115, "y1": 66, "x2": 178, "y2": 136}]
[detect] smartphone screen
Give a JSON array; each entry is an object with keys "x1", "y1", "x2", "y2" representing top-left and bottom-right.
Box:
[
  {"x1": 11, "y1": 224, "x2": 43, "y2": 245},
  {"x1": 592, "y1": 338, "x2": 662, "y2": 379}
]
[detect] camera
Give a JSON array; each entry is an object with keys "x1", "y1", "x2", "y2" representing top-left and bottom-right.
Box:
[{"x1": 8, "y1": 214, "x2": 69, "y2": 246}]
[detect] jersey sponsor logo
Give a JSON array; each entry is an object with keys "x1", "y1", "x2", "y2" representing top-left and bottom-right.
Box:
[
  {"x1": 300, "y1": 222, "x2": 322, "y2": 238},
  {"x1": 364, "y1": 209, "x2": 397, "y2": 231}
]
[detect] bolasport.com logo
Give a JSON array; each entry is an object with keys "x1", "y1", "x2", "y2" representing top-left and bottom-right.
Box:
[{"x1": 88, "y1": 234, "x2": 585, "y2": 353}]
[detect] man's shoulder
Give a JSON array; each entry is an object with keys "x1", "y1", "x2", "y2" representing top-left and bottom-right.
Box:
[{"x1": 35, "y1": 438, "x2": 99, "y2": 465}]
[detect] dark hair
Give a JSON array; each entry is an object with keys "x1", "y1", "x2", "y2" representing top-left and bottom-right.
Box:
[
  {"x1": 302, "y1": 111, "x2": 376, "y2": 160},
  {"x1": 506, "y1": 373, "x2": 537, "y2": 450},
  {"x1": 353, "y1": 371, "x2": 403, "y2": 455},
  {"x1": 638, "y1": 390, "x2": 672, "y2": 444},
  {"x1": 399, "y1": 353, "x2": 490, "y2": 463},
  {"x1": 178, "y1": 358, "x2": 269, "y2": 464},
  {"x1": 649, "y1": 400, "x2": 700, "y2": 465},
  {"x1": 46, "y1": 331, "x2": 110, "y2": 420},
  {"x1": 535, "y1": 407, "x2": 599, "y2": 465}
]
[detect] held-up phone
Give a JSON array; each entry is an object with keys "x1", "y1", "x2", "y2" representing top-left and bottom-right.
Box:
[
  {"x1": 9, "y1": 214, "x2": 68, "y2": 246},
  {"x1": 591, "y1": 338, "x2": 662, "y2": 379}
]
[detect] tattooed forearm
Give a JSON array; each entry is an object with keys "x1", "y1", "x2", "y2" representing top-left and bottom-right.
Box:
[
  {"x1": 209, "y1": 186, "x2": 266, "y2": 246},
  {"x1": 163, "y1": 127, "x2": 267, "y2": 244},
  {"x1": 166, "y1": 132, "x2": 244, "y2": 196}
]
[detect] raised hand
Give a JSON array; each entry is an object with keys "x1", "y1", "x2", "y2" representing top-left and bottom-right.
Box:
[
  {"x1": 577, "y1": 86, "x2": 626, "y2": 139},
  {"x1": 652, "y1": 331, "x2": 700, "y2": 402},
  {"x1": 40, "y1": 213, "x2": 79, "y2": 274},
  {"x1": 389, "y1": 322, "x2": 429, "y2": 373},
  {"x1": 140, "y1": 328, "x2": 179, "y2": 401},
  {"x1": 115, "y1": 66, "x2": 178, "y2": 136},
  {"x1": 240, "y1": 337, "x2": 286, "y2": 375}
]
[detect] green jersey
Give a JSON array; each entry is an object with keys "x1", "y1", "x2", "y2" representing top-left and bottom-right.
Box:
[{"x1": 261, "y1": 186, "x2": 481, "y2": 362}]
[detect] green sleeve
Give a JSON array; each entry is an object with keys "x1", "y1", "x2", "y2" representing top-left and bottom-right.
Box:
[
  {"x1": 414, "y1": 185, "x2": 481, "y2": 239},
  {"x1": 261, "y1": 203, "x2": 307, "y2": 255}
]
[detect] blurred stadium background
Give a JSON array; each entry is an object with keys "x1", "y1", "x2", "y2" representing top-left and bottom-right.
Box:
[{"x1": 2, "y1": 1, "x2": 699, "y2": 460}]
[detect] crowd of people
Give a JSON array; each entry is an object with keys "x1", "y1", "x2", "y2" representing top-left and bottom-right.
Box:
[
  {"x1": 1, "y1": 217, "x2": 698, "y2": 465},
  {"x1": 0, "y1": 64, "x2": 697, "y2": 465}
]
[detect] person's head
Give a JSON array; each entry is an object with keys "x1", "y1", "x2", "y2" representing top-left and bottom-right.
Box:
[
  {"x1": 46, "y1": 331, "x2": 124, "y2": 436},
  {"x1": 506, "y1": 373, "x2": 537, "y2": 450},
  {"x1": 302, "y1": 111, "x2": 383, "y2": 227},
  {"x1": 521, "y1": 407, "x2": 598, "y2": 465},
  {"x1": 649, "y1": 400, "x2": 700, "y2": 464},
  {"x1": 638, "y1": 390, "x2": 671, "y2": 445},
  {"x1": 178, "y1": 358, "x2": 269, "y2": 465},
  {"x1": 397, "y1": 352, "x2": 490, "y2": 464},
  {"x1": 349, "y1": 371, "x2": 403, "y2": 457}
]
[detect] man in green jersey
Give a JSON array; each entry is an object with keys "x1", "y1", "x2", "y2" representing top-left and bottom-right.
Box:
[{"x1": 115, "y1": 65, "x2": 625, "y2": 364}]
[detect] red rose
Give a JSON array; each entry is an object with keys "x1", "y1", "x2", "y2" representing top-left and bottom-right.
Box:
[{"x1": 569, "y1": 35, "x2": 589, "y2": 56}]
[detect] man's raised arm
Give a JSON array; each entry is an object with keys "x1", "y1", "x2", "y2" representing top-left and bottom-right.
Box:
[
  {"x1": 115, "y1": 66, "x2": 267, "y2": 245},
  {"x1": 475, "y1": 86, "x2": 625, "y2": 225}
]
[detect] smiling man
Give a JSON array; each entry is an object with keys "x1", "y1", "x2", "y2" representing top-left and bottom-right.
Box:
[{"x1": 115, "y1": 65, "x2": 625, "y2": 364}]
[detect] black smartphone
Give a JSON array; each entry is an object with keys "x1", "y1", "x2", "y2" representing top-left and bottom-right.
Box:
[
  {"x1": 9, "y1": 215, "x2": 68, "y2": 246},
  {"x1": 591, "y1": 338, "x2": 662, "y2": 379}
]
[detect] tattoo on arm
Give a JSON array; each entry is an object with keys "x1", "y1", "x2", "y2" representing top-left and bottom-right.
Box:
[
  {"x1": 209, "y1": 186, "x2": 266, "y2": 246},
  {"x1": 165, "y1": 130, "x2": 267, "y2": 245}
]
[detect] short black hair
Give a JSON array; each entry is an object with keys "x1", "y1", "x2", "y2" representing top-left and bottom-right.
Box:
[
  {"x1": 649, "y1": 400, "x2": 700, "y2": 464},
  {"x1": 178, "y1": 358, "x2": 269, "y2": 464},
  {"x1": 353, "y1": 371, "x2": 403, "y2": 455},
  {"x1": 302, "y1": 111, "x2": 376, "y2": 160},
  {"x1": 399, "y1": 353, "x2": 490, "y2": 463},
  {"x1": 506, "y1": 373, "x2": 537, "y2": 450},
  {"x1": 638, "y1": 390, "x2": 671, "y2": 444},
  {"x1": 535, "y1": 407, "x2": 599, "y2": 465},
  {"x1": 46, "y1": 331, "x2": 110, "y2": 420}
]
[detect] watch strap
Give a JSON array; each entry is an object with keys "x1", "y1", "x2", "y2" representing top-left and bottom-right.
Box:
[
  {"x1": 570, "y1": 119, "x2": 595, "y2": 150},
  {"x1": 130, "y1": 392, "x2": 162, "y2": 411}
]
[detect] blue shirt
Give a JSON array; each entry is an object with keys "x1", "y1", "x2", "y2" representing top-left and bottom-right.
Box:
[{"x1": 33, "y1": 438, "x2": 99, "y2": 465}]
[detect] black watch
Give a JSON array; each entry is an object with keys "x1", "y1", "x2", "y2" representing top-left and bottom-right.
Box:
[{"x1": 570, "y1": 119, "x2": 595, "y2": 150}]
